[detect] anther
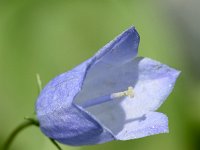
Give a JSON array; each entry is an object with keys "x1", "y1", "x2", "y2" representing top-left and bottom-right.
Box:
[{"x1": 111, "y1": 86, "x2": 134, "y2": 99}]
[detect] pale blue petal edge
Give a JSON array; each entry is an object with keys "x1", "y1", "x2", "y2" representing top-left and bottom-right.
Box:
[
  {"x1": 76, "y1": 57, "x2": 180, "y2": 140},
  {"x1": 114, "y1": 58, "x2": 180, "y2": 140},
  {"x1": 116, "y1": 112, "x2": 169, "y2": 140}
]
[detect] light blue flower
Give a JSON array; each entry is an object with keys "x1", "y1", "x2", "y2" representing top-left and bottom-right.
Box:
[{"x1": 36, "y1": 27, "x2": 180, "y2": 146}]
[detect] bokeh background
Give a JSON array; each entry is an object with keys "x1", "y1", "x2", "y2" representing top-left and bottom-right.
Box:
[{"x1": 0, "y1": 0, "x2": 200, "y2": 150}]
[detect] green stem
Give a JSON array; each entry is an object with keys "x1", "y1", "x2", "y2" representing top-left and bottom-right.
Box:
[
  {"x1": 49, "y1": 138, "x2": 63, "y2": 150},
  {"x1": 3, "y1": 118, "x2": 62, "y2": 150},
  {"x1": 3, "y1": 118, "x2": 39, "y2": 150}
]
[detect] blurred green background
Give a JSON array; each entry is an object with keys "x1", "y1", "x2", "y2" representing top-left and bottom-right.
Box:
[{"x1": 0, "y1": 0, "x2": 200, "y2": 150}]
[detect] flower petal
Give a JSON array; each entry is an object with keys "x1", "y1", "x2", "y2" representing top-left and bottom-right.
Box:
[
  {"x1": 36, "y1": 63, "x2": 115, "y2": 146},
  {"x1": 94, "y1": 26, "x2": 139, "y2": 66},
  {"x1": 119, "y1": 57, "x2": 181, "y2": 118},
  {"x1": 36, "y1": 27, "x2": 139, "y2": 145},
  {"x1": 75, "y1": 57, "x2": 179, "y2": 137},
  {"x1": 116, "y1": 112, "x2": 168, "y2": 140}
]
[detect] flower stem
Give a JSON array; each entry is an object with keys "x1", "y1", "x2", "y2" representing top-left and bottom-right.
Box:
[
  {"x1": 49, "y1": 138, "x2": 63, "y2": 150},
  {"x1": 3, "y1": 118, "x2": 39, "y2": 150},
  {"x1": 3, "y1": 118, "x2": 62, "y2": 150}
]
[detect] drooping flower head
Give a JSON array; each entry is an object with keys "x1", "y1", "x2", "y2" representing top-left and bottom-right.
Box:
[{"x1": 36, "y1": 27, "x2": 180, "y2": 146}]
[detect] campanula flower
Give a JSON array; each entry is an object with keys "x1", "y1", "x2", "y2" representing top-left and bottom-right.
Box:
[{"x1": 36, "y1": 27, "x2": 180, "y2": 146}]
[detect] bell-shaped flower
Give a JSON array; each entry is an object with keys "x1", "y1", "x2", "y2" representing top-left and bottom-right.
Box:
[{"x1": 36, "y1": 27, "x2": 180, "y2": 146}]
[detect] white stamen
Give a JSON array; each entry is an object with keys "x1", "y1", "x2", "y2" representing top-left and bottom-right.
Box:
[
  {"x1": 81, "y1": 86, "x2": 134, "y2": 108},
  {"x1": 111, "y1": 86, "x2": 134, "y2": 99}
]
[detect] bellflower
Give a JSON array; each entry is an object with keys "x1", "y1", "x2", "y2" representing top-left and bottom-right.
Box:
[{"x1": 36, "y1": 27, "x2": 180, "y2": 146}]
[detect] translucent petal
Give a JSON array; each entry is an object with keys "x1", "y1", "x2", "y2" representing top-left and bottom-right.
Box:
[
  {"x1": 75, "y1": 57, "x2": 180, "y2": 137},
  {"x1": 116, "y1": 112, "x2": 168, "y2": 140}
]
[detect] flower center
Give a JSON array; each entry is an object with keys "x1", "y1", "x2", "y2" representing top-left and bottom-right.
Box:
[{"x1": 80, "y1": 86, "x2": 134, "y2": 108}]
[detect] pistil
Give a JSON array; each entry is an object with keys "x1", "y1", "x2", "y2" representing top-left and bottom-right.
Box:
[{"x1": 80, "y1": 86, "x2": 134, "y2": 108}]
